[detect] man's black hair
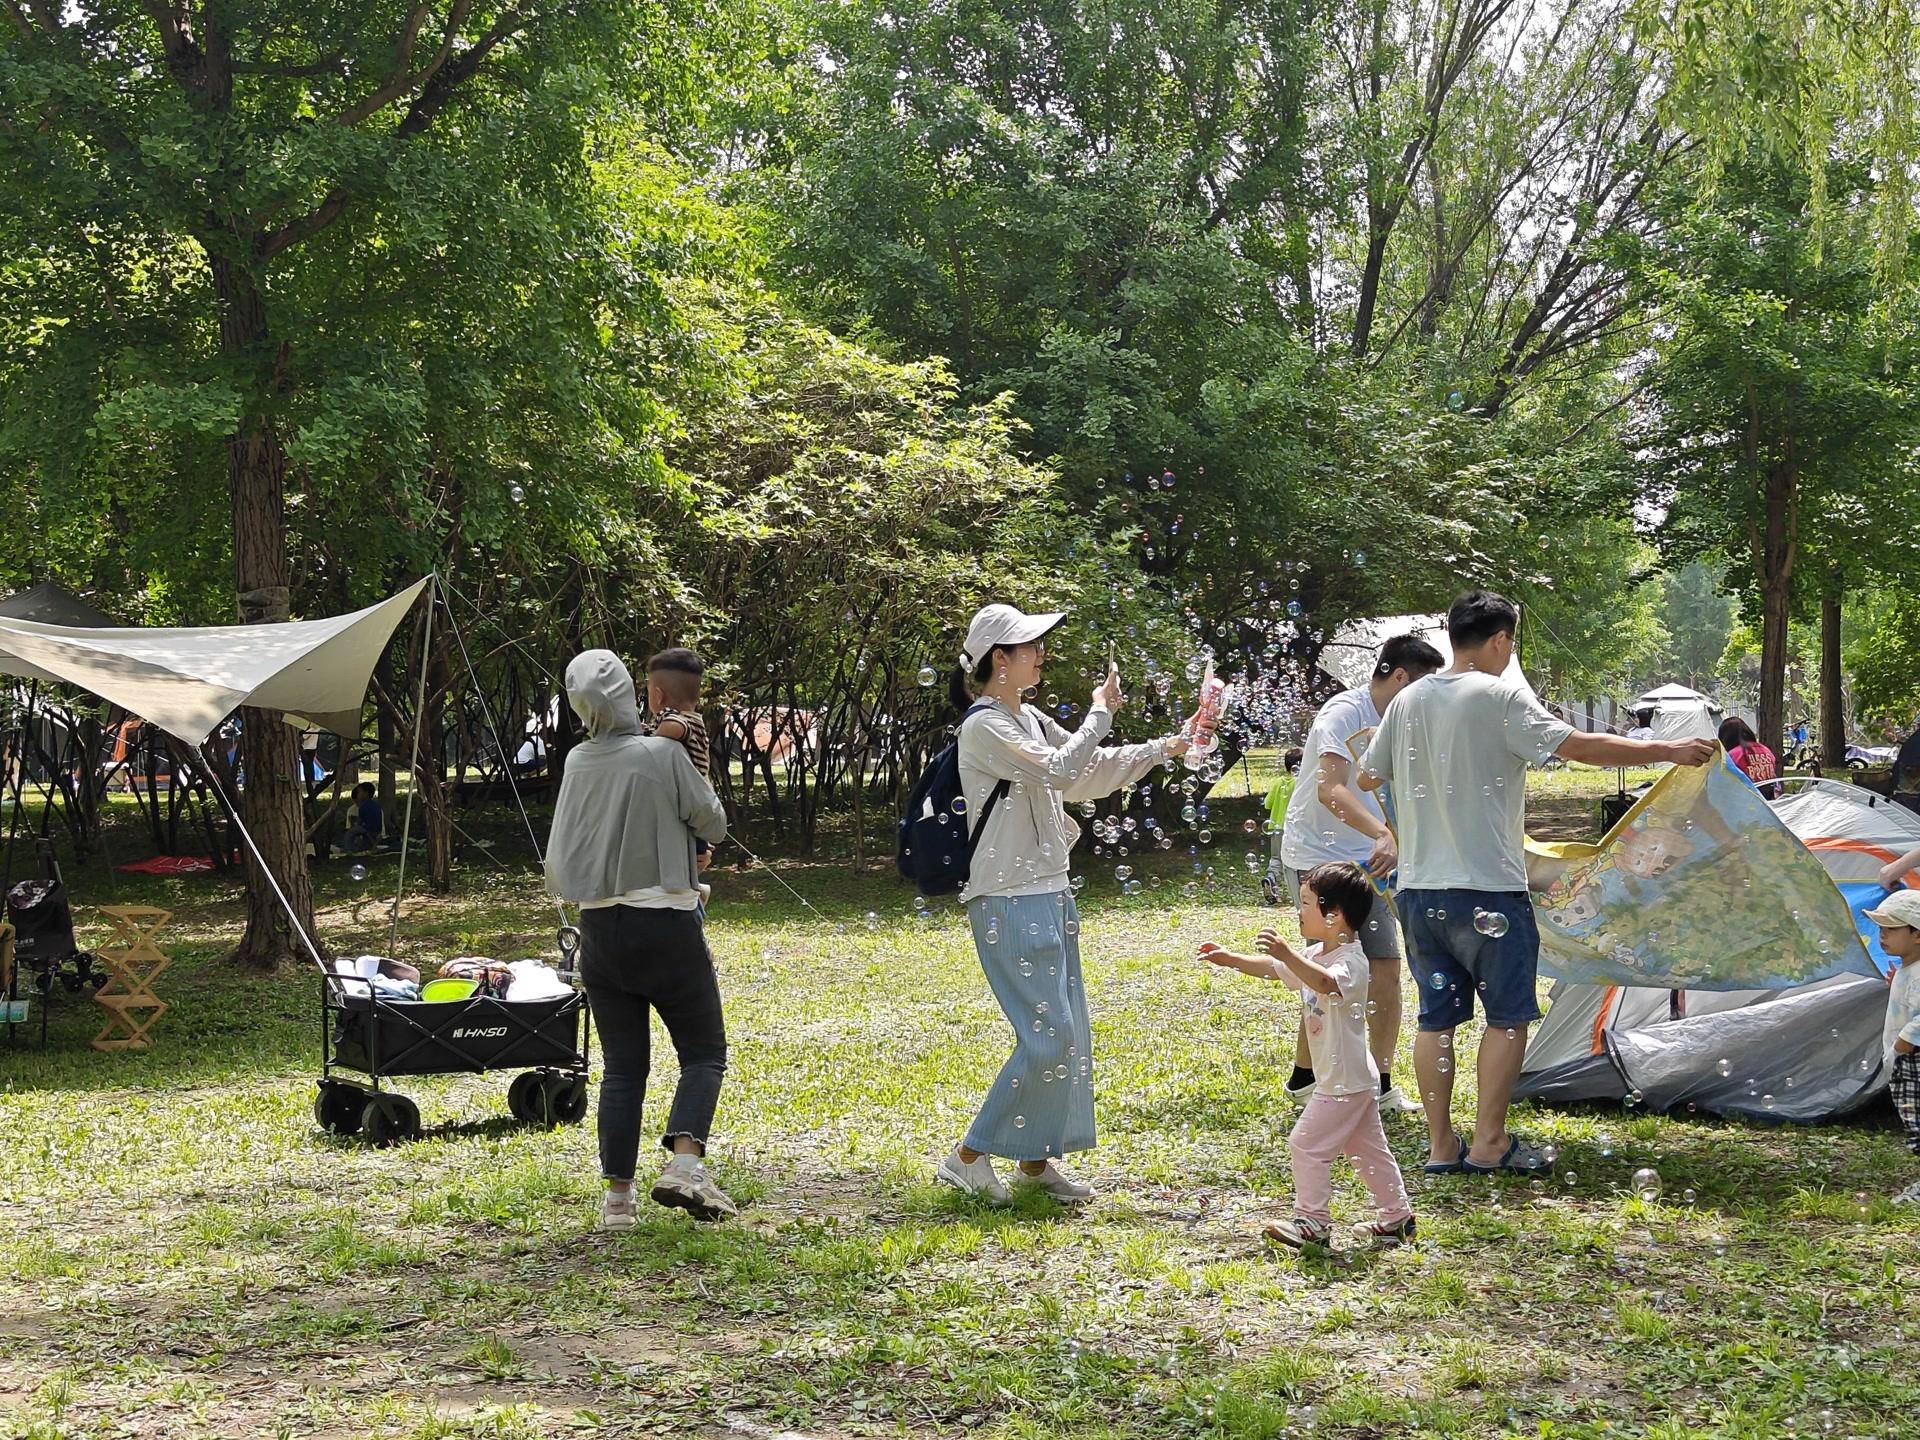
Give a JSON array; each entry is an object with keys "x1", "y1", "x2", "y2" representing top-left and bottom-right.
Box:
[
  {"x1": 1446, "y1": 589, "x2": 1520, "y2": 649},
  {"x1": 1375, "y1": 634, "x2": 1446, "y2": 680},
  {"x1": 1301, "y1": 860, "x2": 1374, "y2": 932},
  {"x1": 352, "y1": 781, "x2": 375, "y2": 799}
]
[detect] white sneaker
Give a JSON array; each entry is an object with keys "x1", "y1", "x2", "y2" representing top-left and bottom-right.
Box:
[
  {"x1": 1892, "y1": 1180, "x2": 1920, "y2": 1207},
  {"x1": 1016, "y1": 1161, "x2": 1097, "y2": 1204},
  {"x1": 650, "y1": 1158, "x2": 738, "y2": 1221},
  {"x1": 1379, "y1": 1085, "x2": 1422, "y2": 1114},
  {"x1": 1284, "y1": 1075, "x2": 1317, "y2": 1099},
  {"x1": 599, "y1": 1186, "x2": 638, "y2": 1231},
  {"x1": 935, "y1": 1148, "x2": 1010, "y2": 1204}
]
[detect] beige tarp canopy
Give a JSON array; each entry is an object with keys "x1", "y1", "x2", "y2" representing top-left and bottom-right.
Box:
[{"x1": 0, "y1": 580, "x2": 427, "y2": 746}]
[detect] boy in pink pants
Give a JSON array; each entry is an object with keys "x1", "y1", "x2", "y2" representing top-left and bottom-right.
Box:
[{"x1": 1199, "y1": 860, "x2": 1415, "y2": 1251}]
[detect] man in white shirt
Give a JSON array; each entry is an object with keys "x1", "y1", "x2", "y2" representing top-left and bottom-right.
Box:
[
  {"x1": 1278, "y1": 634, "x2": 1444, "y2": 1112},
  {"x1": 1359, "y1": 591, "x2": 1715, "y2": 1174}
]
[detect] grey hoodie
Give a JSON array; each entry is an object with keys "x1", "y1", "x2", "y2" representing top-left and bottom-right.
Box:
[{"x1": 543, "y1": 650, "x2": 727, "y2": 904}]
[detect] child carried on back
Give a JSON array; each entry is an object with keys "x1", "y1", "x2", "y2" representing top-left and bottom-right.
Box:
[
  {"x1": 642, "y1": 648, "x2": 715, "y2": 890},
  {"x1": 1197, "y1": 860, "x2": 1416, "y2": 1251}
]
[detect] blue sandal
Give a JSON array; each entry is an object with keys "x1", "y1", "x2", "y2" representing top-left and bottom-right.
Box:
[
  {"x1": 1461, "y1": 1135, "x2": 1549, "y2": 1174},
  {"x1": 1423, "y1": 1131, "x2": 1472, "y2": 1174}
]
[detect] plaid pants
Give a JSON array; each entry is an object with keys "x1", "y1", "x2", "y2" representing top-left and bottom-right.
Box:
[{"x1": 1892, "y1": 1052, "x2": 1920, "y2": 1158}]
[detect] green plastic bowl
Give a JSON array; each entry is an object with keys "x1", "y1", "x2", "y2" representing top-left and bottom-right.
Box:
[{"x1": 420, "y1": 977, "x2": 479, "y2": 1003}]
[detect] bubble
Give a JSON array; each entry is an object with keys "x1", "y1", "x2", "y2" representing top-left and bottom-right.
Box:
[
  {"x1": 1472, "y1": 909, "x2": 1509, "y2": 937},
  {"x1": 348, "y1": 863, "x2": 368, "y2": 883},
  {"x1": 1715, "y1": 1058, "x2": 1732, "y2": 1078},
  {"x1": 1429, "y1": 970, "x2": 1446, "y2": 988},
  {"x1": 951, "y1": 795, "x2": 969, "y2": 815},
  {"x1": 1114, "y1": 864, "x2": 1133, "y2": 882},
  {"x1": 985, "y1": 925, "x2": 999, "y2": 946},
  {"x1": 1562, "y1": 1169, "x2": 1577, "y2": 1186},
  {"x1": 1761, "y1": 1093, "x2": 1775, "y2": 1110},
  {"x1": 1286, "y1": 600, "x2": 1302, "y2": 618},
  {"x1": 1242, "y1": 819, "x2": 1259, "y2": 834},
  {"x1": 1631, "y1": 1167, "x2": 1662, "y2": 1202},
  {"x1": 864, "y1": 911, "x2": 879, "y2": 930},
  {"x1": 1682, "y1": 1187, "x2": 1696, "y2": 1205},
  {"x1": 509, "y1": 482, "x2": 526, "y2": 504},
  {"x1": 917, "y1": 665, "x2": 937, "y2": 687},
  {"x1": 1013, "y1": 1115, "x2": 1026, "y2": 1128},
  {"x1": 1853, "y1": 1190, "x2": 1871, "y2": 1214}
]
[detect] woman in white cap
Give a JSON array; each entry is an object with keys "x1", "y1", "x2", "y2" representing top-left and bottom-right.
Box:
[{"x1": 936, "y1": 603, "x2": 1190, "y2": 1203}]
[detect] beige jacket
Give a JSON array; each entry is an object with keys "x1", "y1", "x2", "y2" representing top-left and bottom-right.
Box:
[{"x1": 956, "y1": 697, "x2": 1174, "y2": 902}]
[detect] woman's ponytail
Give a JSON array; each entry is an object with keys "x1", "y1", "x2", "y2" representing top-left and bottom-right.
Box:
[{"x1": 948, "y1": 663, "x2": 972, "y2": 715}]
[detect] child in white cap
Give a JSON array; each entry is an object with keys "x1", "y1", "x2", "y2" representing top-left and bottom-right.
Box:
[{"x1": 1866, "y1": 887, "x2": 1920, "y2": 1204}]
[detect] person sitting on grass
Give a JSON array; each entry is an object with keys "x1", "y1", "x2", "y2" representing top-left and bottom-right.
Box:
[
  {"x1": 343, "y1": 782, "x2": 382, "y2": 854},
  {"x1": 1868, "y1": 890, "x2": 1920, "y2": 1206},
  {"x1": 1197, "y1": 860, "x2": 1416, "y2": 1251}
]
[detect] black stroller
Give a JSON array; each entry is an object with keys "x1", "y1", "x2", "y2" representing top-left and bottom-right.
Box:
[
  {"x1": 313, "y1": 925, "x2": 593, "y2": 1144},
  {"x1": 3, "y1": 842, "x2": 103, "y2": 1047}
]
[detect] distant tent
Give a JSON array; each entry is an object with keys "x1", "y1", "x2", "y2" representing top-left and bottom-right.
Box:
[
  {"x1": 1628, "y1": 683, "x2": 1722, "y2": 743},
  {"x1": 0, "y1": 582, "x2": 120, "y2": 630},
  {"x1": 1517, "y1": 778, "x2": 1920, "y2": 1122},
  {"x1": 1317, "y1": 613, "x2": 1532, "y2": 692}
]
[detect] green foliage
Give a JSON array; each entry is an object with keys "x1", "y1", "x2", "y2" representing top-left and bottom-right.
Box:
[{"x1": 1845, "y1": 587, "x2": 1920, "y2": 727}]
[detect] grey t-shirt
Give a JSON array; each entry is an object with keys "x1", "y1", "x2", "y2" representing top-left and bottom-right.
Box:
[{"x1": 1359, "y1": 670, "x2": 1573, "y2": 892}]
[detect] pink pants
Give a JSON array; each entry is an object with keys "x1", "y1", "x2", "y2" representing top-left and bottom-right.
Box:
[{"x1": 1287, "y1": 1091, "x2": 1412, "y2": 1224}]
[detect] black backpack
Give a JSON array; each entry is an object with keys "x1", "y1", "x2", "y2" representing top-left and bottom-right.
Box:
[{"x1": 897, "y1": 703, "x2": 1013, "y2": 896}]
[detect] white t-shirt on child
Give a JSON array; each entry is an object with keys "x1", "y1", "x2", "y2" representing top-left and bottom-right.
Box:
[{"x1": 1278, "y1": 939, "x2": 1378, "y2": 1097}]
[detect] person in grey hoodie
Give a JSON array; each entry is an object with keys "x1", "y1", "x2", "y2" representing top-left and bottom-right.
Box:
[{"x1": 546, "y1": 650, "x2": 734, "y2": 1229}]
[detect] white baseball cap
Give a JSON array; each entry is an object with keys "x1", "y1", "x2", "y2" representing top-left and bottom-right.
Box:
[
  {"x1": 960, "y1": 603, "x2": 1066, "y2": 671},
  {"x1": 1864, "y1": 889, "x2": 1920, "y2": 928}
]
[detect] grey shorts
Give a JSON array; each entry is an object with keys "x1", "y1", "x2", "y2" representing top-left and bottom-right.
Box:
[{"x1": 1286, "y1": 866, "x2": 1403, "y2": 960}]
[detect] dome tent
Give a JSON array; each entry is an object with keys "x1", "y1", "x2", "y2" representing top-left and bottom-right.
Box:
[
  {"x1": 1516, "y1": 778, "x2": 1920, "y2": 1122},
  {"x1": 1627, "y1": 683, "x2": 1723, "y2": 744}
]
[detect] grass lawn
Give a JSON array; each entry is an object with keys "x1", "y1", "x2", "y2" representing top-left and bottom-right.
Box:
[{"x1": 2, "y1": 769, "x2": 1914, "y2": 1439}]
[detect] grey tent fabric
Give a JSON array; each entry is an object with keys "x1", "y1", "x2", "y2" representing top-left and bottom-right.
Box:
[
  {"x1": 1519, "y1": 975, "x2": 1888, "y2": 1122},
  {"x1": 0, "y1": 582, "x2": 120, "y2": 629}
]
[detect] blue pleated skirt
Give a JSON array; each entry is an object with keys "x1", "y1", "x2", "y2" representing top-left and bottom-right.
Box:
[{"x1": 963, "y1": 890, "x2": 1095, "y2": 1160}]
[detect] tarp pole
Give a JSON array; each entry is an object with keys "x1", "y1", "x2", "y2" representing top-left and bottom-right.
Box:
[
  {"x1": 389, "y1": 589, "x2": 434, "y2": 951},
  {"x1": 435, "y1": 572, "x2": 568, "y2": 927}
]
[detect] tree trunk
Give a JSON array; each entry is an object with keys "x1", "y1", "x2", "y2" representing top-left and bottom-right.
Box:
[
  {"x1": 1753, "y1": 460, "x2": 1798, "y2": 755},
  {"x1": 1820, "y1": 590, "x2": 1845, "y2": 770},
  {"x1": 212, "y1": 255, "x2": 317, "y2": 970}
]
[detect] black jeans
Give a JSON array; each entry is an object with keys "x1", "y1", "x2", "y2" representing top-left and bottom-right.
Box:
[{"x1": 578, "y1": 905, "x2": 727, "y2": 1181}]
